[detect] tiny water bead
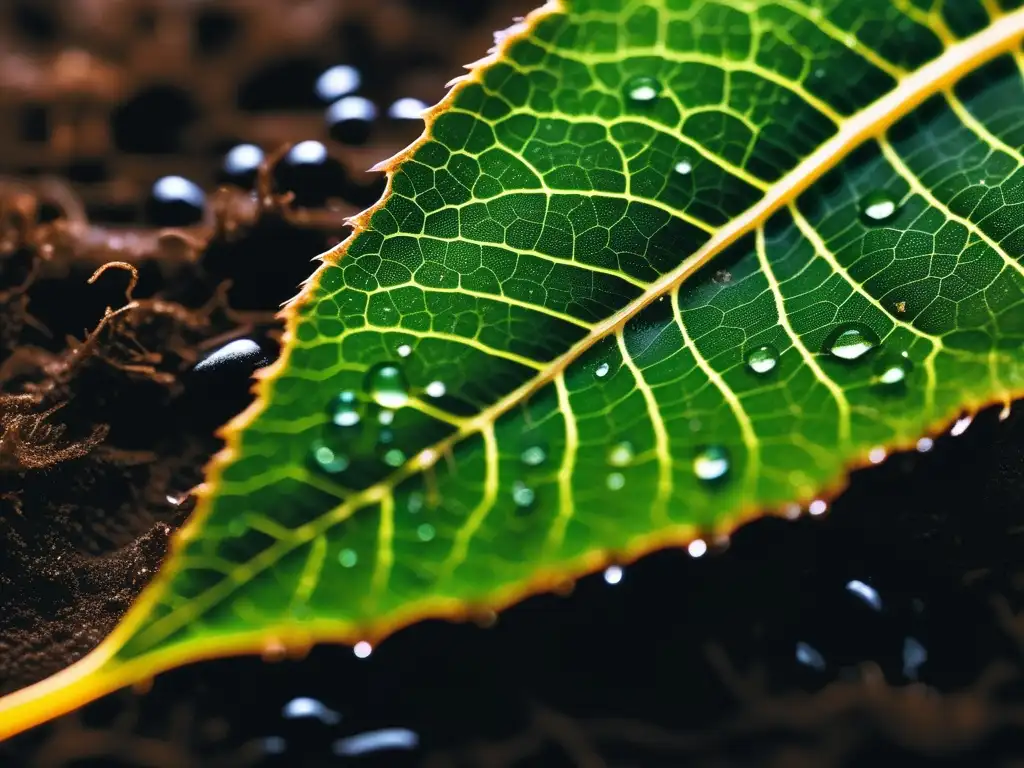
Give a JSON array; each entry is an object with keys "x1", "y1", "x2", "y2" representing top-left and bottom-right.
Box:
[
  {"x1": 425, "y1": 380, "x2": 446, "y2": 398},
  {"x1": 595, "y1": 362, "x2": 610, "y2": 378},
  {"x1": 310, "y1": 440, "x2": 349, "y2": 473},
  {"x1": 860, "y1": 190, "x2": 899, "y2": 224},
  {"x1": 624, "y1": 75, "x2": 660, "y2": 104},
  {"x1": 338, "y1": 548, "x2": 358, "y2": 568},
  {"x1": 146, "y1": 175, "x2": 205, "y2": 226},
  {"x1": 606, "y1": 472, "x2": 625, "y2": 490},
  {"x1": 353, "y1": 641, "x2": 372, "y2": 658},
  {"x1": 693, "y1": 445, "x2": 730, "y2": 481},
  {"x1": 687, "y1": 539, "x2": 708, "y2": 558},
  {"x1": 795, "y1": 641, "x2": 826, "y2": 671},
  {"x1": 603, "y1": 565, "x2": 623, "y2": 584},
  {"x1": 282, "y1": 696, "x2": 341, "y2": 725},
  {"x1": 365, "y1": 363, "x2": 409, "y2": 408},
  {"x1": 874, "y1": 350, "x2": 913, "y2": 385},
  {"x1": 674, "y1": 159, "x2": 693, "y2": 176},
  {"x1": 607, "y1": 441, "x2": 634, "y2": 467},
  {"x1": 520, "y1": 445, "x2": 546, "y2": 467},
  {"x1": 326, "y1": 95, "x2": 377, "y2": 145},
  {"x1": 745, "y1": 344, "x2": 779, "y2": 374},
  {"x1": 397, "y1": 343, "x2": 412, "y2": 358},
  {"x1": 330, "y1": 390, "x2": 361, "y2": 427},
  {"x1": 512, "y1": 480, "x2": 536, "y2": 508},
  {"x1": 383, "y1": 448, "x2": 406, "y2": 468},
  {"x1": 416, "y1": 523, "x2": 436, "y2": 542},
  {"x1": 823, "y1": 323, "x2": 879, "y2": 361},
  {"x1": 845, "y1": 579, "x2": 882, "y2": 611}
]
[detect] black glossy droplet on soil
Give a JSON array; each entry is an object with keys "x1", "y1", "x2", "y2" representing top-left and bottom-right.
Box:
[
  {"x1": 326, "y1": 96, "x2": 377, "y2": 146},
  {"x1": 220, "y1": 143, "x2": 265, "y2": 188},
  {"x1": 273, "y1": 141, "x2": 348, "y2": 208},
  {"x1": 144, "y1": 175, "x2": 206, "y2": 227},
  {"x1": 193, "y1": 338, "x2": 268, "y2": 375}
]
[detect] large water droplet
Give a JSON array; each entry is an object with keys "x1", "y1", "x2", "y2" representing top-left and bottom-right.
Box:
[
  {"x1": 512, "y1": 481, "x2": 535, "y2": 509},
  {"x1": 326, "y1": 95, "x2": 377, "y2": 146},
  {"x1": 860, "y1": 191, "x2": 898, "y2": 224},
  {"x1": 330, "y1": 390, "x2": 361, "y2": 427},
  {"x1": 624, "y1": 75, "x2": 660, "y2": 105},
  {"x1": 607, "y1": 441, "x2": 634, "y2": 467},
  {"x1": 310, "y1": 440, "x2": 349, "y2": 473},
  {"x1": 694, "y1": 445, "x2": 730, "y2": 481},
  {"x1": 365, "y1": 363, "x2": 409, "y2": 408},
  {"x1": 823, "y1": 323, "x2": 879, "y2": 361},
  {"x1": 315, "y1": 64, "x2": 361, "y2": 102},
  {"x1": 745, "y1": 344, "x2": 779, "y2": 374},
  {"x1": 874, "y1": 350, "x2": 912, "y2": 385}
]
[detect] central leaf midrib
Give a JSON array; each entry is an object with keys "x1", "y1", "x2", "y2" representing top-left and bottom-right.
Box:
[{"x1": 128, "y1": 5, "x2": 1024, "y2": 651}]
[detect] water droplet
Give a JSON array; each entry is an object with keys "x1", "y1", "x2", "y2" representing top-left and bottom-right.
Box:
[
  {"x1": 823, "y1": 323, "x2": 879, "y2": 361},
  {"x1": 282, "y1": 696, "x2": 341, "y2": 725},
  {"x1": 316, "y1": 64, "x2": 361, "y2": 101},
  {"x1": 950, "y1": 414, "x2": 972, "y2": 436},
  {"x1": 796, "y1": 641, "x2": 826, "y2": 671},
  {"x1": 693, "y1": 445, "x2": 729, "y2": 481},
  {"x1": 603, "y1": 565, "x2": 623, "y2": 584},
  {"x1": 809, "y1": 499, "x2": 828, "y2": 515},
  {"x1": 330, "y1": 390, "x2": 361, "y2": 427},
  {"x1": 607, "y1": 441, "x2": 634, "y2": 467},
  {"x1": 326, "y1": 95, "x2": 377, "y2": 146},
  {"x1": 606, "y1": 472, "x2": 625, "y2": 490},
  {"x1": 147, "y1": 175, "x2": 205, "y2": 226},
  {"x1": 903, "y1": 636, "x2": 928, "y2": 680},
  {"x1": 397, "y1": 344, "x2": 412, "y2": 358},
  {"x1": 874, "y1": 350, "x2": 912, "y2": 385},
  {"x1": 365, "y1": 363, "x2": 409, "y2": 408},
  {"x1": 860, "y1": 191, "x2": 898, "y2": 224},
  {"x1": 595, "y1": 362, "x2": 610, "y2": 378},
  {"x1": 511, "y1": 481, "x2": 535, "y2": 508},
  {"x1": 674, "y1": 159, "x2": 693, "y2": 175},
  {"x1": 388, "y1": 97, "x2": 429, "y2": 121},
  {"x1": 332, "y1": 728, "x2": 420, "y2": 757},
  {"x1": 222, "y1": 143, "x2": 264, "y2": 187},
  {"x1": 193, "y1": 338, "x2": 267, "y2": 374},
  {"x1": 687, "y1": 539, "x2": 708, "y2": 558},
  {"x1": 310, "y1": 440, "x2": 348, "y2": 473},
  {"x1": 520, "y1": 445, "x2": 546, "y2": 466},
  {"x1": 845, "y1": 579, "x2": 882, "y2": 610},
  {"x1": 378, "y1": 410, "x2": 395, "y2": 426},
  {"x1": 425, "y1": 380, "x2": 446, "y2": 398},
  {"x1": 416, "y1": 523, "x2": 436, "y2": 542},
  {"x1": 624, "y1": 75, "x2": 660, "y2": 104},
  {"x1": 383, "y1": 448, "x2": 406, "y2": 468},
  {"x1": 916, "y1": 436, "x2": 934, "y2": 452},
  {"x1": 353, "y1": 641, "x2": 372, "y2": 658},
  {"x1": 868, "y1": 447, "x2": 886, "y2": 464},
  {"x1": 338, "y1": 548, "x2": 358, "y2": 568},
  {"x1": 745, "y1": 344, "x2": 779, "y2": 374}
]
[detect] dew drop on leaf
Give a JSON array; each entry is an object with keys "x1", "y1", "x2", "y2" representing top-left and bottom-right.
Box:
[
  {"x1": 874, "y1": 350, "x2": 912, "y2": 385},
  {"x1": 416, "y1": 523, "x2": 436, "y2": 542},
  {"x1": 511, "y1": 480, "x2": 535, "y2": 508},
  {"x1": 396, "y1": 344, "x2": 412, "y2": 358},
  {"x1": 425, "y1": 380, "x2": 446, "y2": 398},
  {"x1": 687, "y1": 538, "x2": 708, "y2": 558},
  {"x1": 520, "y1": 445, "x2": 546, "y2": 466},
  {"x1": 365, "y1": 363, "x2": 409, "y2": 408},
  {"x1": 606, "y1": 472, "x2": 625, "y2": 490},
  {"x1": 603, "y1": 565, "x2": 623, "y2": 584},
  {"x1": 607, "y1": 441, "x2": 634, "y2": 467},
  {"x1": 745, "y1": 344, "x2": 779, "y2": 374},
  {"x1": 623, "y1": 75, "x2": 660, "y2": 104},
  {"x1": 693, "y1": 445, "x2": 730, "y2": 481},
  {"x1": 674, "y1": 159, "x2": 693, "y2": 175},
  {"x1": 330, "y1": 390, "x2": 361, "y2": 427},
  {"x1": 595, "y1": 362, "x2": 610, "y2": 378},
  {"x1": 823, "y1": 323, "x2": 879, "y2": 361},
  {"x1": 860, "y1": 191, "x2": 898, "y2": 224},
  {"x1": 338, "y1": 548, "x2": 358, "y2": 568},
  {"x1": 310, "y1": 440, "x2": 349, "y2": 473},
  {"x1": 383, "y1": 448, "x2": 406, "y2": 467}
]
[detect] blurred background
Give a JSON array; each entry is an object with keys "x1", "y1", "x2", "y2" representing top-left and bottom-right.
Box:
[{"x1": 2, "y1": 1, "x2": 1024, "y2": 767}]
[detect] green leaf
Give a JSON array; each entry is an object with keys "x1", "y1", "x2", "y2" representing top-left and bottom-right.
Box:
[{"x1": 4, "y1": 0, "x2": 1024, "y2": 737}]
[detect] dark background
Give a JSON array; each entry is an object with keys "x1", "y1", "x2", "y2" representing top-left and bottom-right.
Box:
[{"x1": 1, "y1": 1, "x2": 1023, "y2": 765}]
